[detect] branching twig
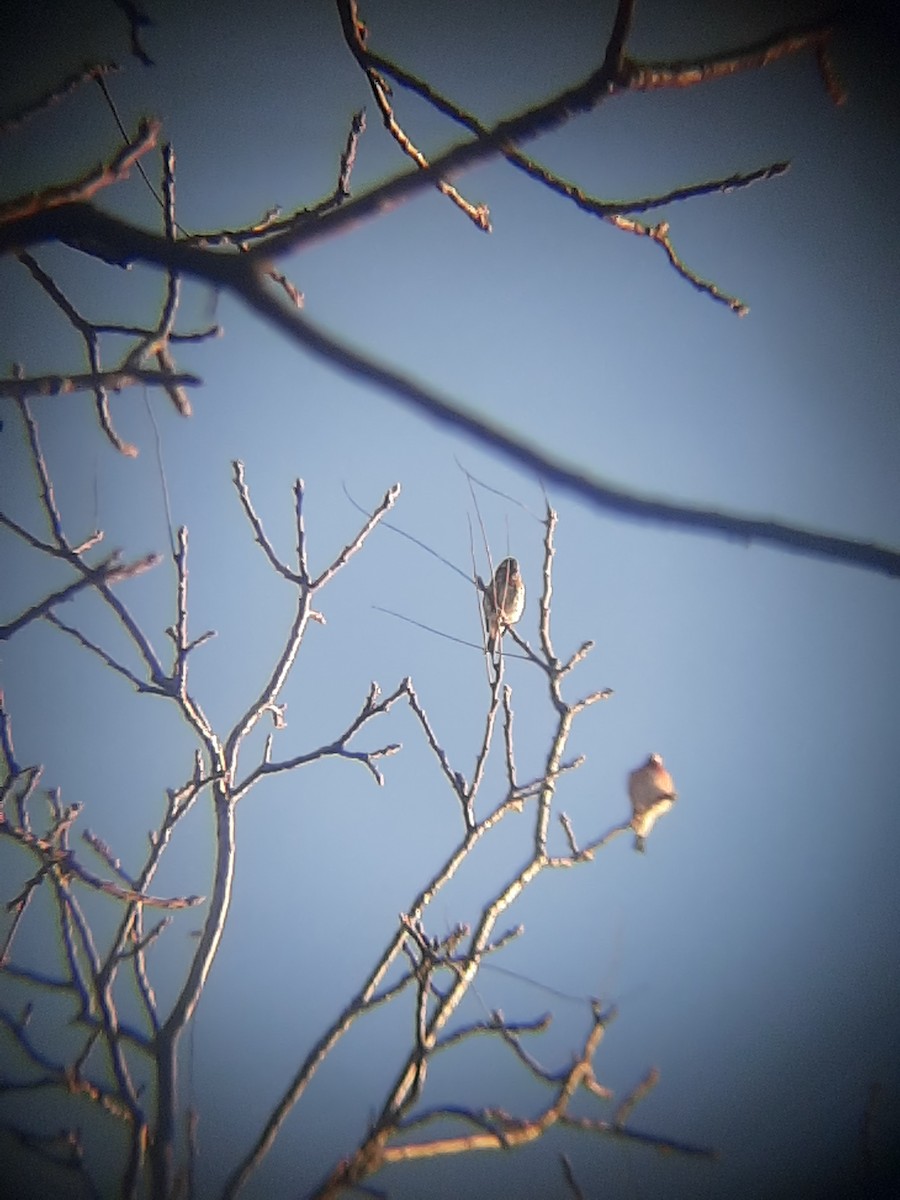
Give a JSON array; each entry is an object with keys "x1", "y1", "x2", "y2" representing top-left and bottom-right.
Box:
[
  {"x1": 234, "y1": 680, "x2": 407, "y2": 796},
  {"x1": 338, "y1": 1, "x2": 490, "y2": 231},
  {"x1": 43, "y1": 611, "x2": 169, "y2": 695},
  {"x1": 1, "y1": 552, "x2": 160, "y2": 641},
  {"x1": 2, "y1": 821, "x2": 203, "y2": 909},
  {"x1": 231, "y1": 461, "x2": 295, "y2": 581},
  {"x1": 9, "y1": 175, "x2": 897, "y2": 577}
]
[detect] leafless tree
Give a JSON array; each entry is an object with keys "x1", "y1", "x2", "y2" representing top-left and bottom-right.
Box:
[{"x1": 1, "y1": 2, "x2": 890, "y2": 1198}]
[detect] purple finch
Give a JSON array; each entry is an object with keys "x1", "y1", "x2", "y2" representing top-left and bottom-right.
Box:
[{"x1": 628, "y1": 753, "x2": 677, "y2": 852}]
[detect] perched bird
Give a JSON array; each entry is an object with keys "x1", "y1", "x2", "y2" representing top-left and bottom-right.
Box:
[
  {"x1": 482, "y1": 557, "x2": 525, "y2": 650},
  {"x1": 628, "y1": 753, "x2": 677, "y2": 852}
]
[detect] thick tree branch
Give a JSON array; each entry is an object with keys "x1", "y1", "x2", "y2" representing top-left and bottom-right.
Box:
[
  {"x1": 6, "y1": 198, "x2": 893, "y2": 577},
  {"x1": 239, "y1": 282, "x2": 900, "y2": 580}
]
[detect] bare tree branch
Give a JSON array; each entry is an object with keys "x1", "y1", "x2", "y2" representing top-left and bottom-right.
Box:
[
  {"x1": 232, "y1": 281, "x2": 900, "y2": 581},
  {"x1": 0, "y1": 366, "x2": 201, "y2": 401},
  {"x1": 621, "y1": 21, "x2": 841, "y2": 93},
  {"x1": 0, "y1": 62, "x2": 121, "y2": 135},
  {"x1": 0, "y1": 552, "x2": 160, "y2": 641},
  {"x1": 0, "y1": 119, "x2": 161, "y2": 225},
  {"x1": 0, "y1": 6, "x2": 876, "y2": 1196},
  {"x1": 10, "y1": 196, "x2": 895, "y2": 574}
]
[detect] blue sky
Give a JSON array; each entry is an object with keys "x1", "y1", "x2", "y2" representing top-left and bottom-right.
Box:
[{"x1": 1, "y1": 2, "x2": 899, "y2": 1197}]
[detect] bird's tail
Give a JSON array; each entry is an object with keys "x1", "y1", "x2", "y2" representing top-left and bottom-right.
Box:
[{"x1": 633, "y1": 834, "x2": 646, "y2": 853}]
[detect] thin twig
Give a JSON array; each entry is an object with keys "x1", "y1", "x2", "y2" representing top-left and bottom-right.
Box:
[
  {"x1": 0, "y1": 63, "x2": 121, "y2": 135},
  {"x1": 1, "y1": 553, "x2": 160, "y2": 641},
  {"x1": 0, "y1": 119, "x2": 161, "y2": 224},
  {"x1": 0, "y1": 366, "x2": 201, "y2": 400}
]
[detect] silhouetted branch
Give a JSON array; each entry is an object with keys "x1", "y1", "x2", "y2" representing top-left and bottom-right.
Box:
[
  {"x1": 241, "y1": 288, "x2": 900, "y2": 580},
  {"x1": 0, "y1": 118, "x2": 160, "y2": 224},
  {"x1": 185, "y1": 108, "x2": 368, "y2": 250},
  {"x1": 0, "y1": 1122, "x2": 102, "y2": 1200},
  {"x1": 0, "y1": 366, "x2": 201, "y2": 401},
  {"x1": 337, "y1": 0, "x2": 798, "y2": 311},
  {"x1": 338, "y1": 0, "x2": 489, "y2": 230},
  {"x1": 14, "y1": 162, "x2": 196, "y2": 442},
  {"x1": 6, "y1": 60, "x2": 893, "y2": 577},
  {"x1": 0, "y1": 62, "x2": 120, "y2": 135},
  {"x1": 111, "y1": 0, "x2": 155, "y2": 67},
  {"x1": 621, "y1": 19, "x2": 840, "y2": 93}
]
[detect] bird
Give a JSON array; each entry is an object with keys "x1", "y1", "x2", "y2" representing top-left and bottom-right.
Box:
[
  {"x1": 628, "y1": 753, "x2": 677, "y2": 852},
  {"x1": 482, "y1": 557, "x2": 525, "y2": 651}
]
